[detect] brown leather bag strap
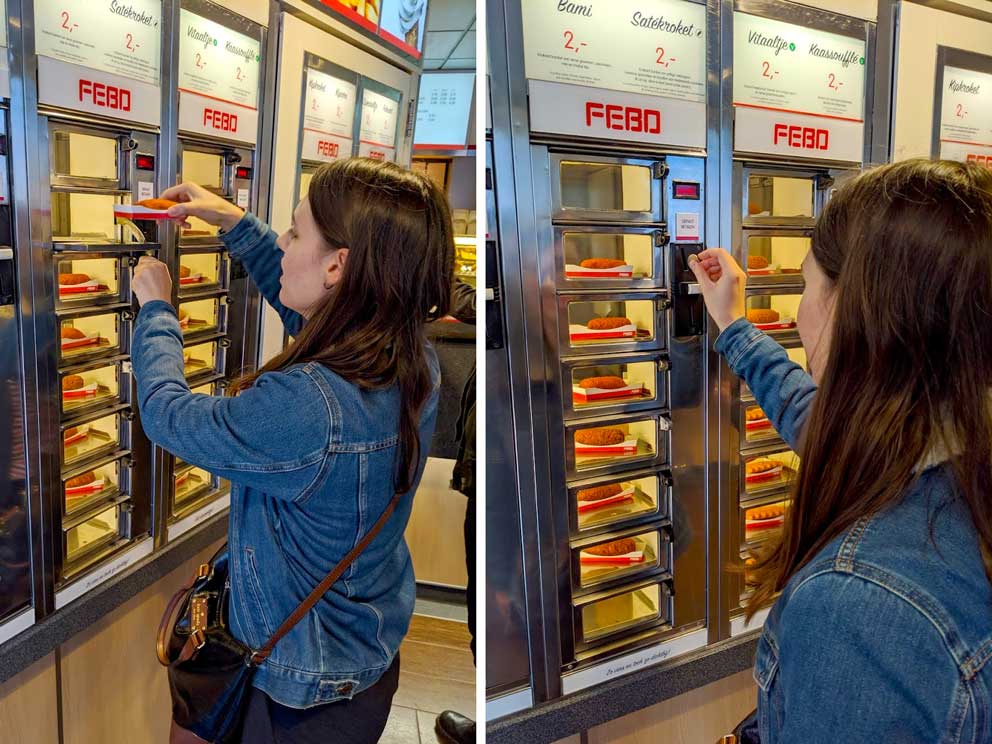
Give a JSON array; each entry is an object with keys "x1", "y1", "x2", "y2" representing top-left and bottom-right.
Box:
[{"x1": 249, "y1": 491, "x2": 404, "y2": 665}]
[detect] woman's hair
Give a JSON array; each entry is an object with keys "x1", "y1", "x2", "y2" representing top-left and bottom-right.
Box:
[
  {"x1": 746, "y1": 159, "x2": 992, "y2": 618},
  {"x1": 230, "y1": 158, "x2": 454, "y2": 493}
]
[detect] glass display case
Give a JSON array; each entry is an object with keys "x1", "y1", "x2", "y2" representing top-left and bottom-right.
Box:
[
  {"x1": 563, "y1": 353, "x2": 668, "y2": 418},
  {"x1": 178, "y1": 297, "x2": 221, "y2": 340},
  {"x1": 178, "y1": 252, "x2": 225, "y2": 295},
  {"x1": 560, "y1": 294, "x2": 665, "y2": 355},
  {"x1": 62, "y1": 458, "x2": 123, "y2": 516},
  {"x1": 183, "y1": 341, "x2": 218, "y2": 381},
  {"x1": 60, "y1": 361, "x2": 121, "y2": 416},
  {"x1": 574, "y1": 578, "x2": 672, "y2": 648},
  {"x1": 570, "y1": 471, "x2": 669, "y2": 533},
  {"x1": 743, "y1": 232, "x2": 811, "y2": 286},
  {"x1": 573, "y1": 524, "x2": 670, "y2": 590},
  {"x1": 56, "y1": 256, "x2": 122, "y2": 307},
  {"x1": 553, "y1": 155, "x2": 663, "y2": 223},
  {"x1": 556, "y1": 226, "x2": 665, "y2": 289},
  {"x1": 59, "y1": 311, "x2": 121, "y2": 363},
  {"x1": 62, "y1": 411, "x2": 123, "y2": 468}
]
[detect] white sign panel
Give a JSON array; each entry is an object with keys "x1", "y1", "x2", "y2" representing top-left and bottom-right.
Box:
[
  {"x1": 938, "y1": 65, "x2": 992, "y2": 167},
  {"x1": 733, "y1": 12, "x2": 866, "y2": 161},
  {"x1": 528, "y1": 79, "x2": 706, "y2": 148},
  {"x1": 301, "y1": 67, "x2": 358, "y2": 163},
  {"x1": 177, "y1": 10, "x2": 262, "y2": 144},
  {"x1": 35, "y1": 0, "x2": 162, "y2": 86},
  {"x1": 522, "y1": 0, "x2": 706, "y2": 103},
  {"x1": 414, "y1": 72, "x2": 475, "y2": 149},
  {"x1": 38, "y1": 56, "x2": 161, "y2": 125},
  {"x1": 359, "y1": 88, "x2": 400, "y2": 163}
]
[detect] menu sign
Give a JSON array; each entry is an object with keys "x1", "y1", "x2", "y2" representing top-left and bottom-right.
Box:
[
  {"x1": 301, "y1": 67, "x2": 358, "y2": 163},
  {"x1": 733, "y1": 12, "x2": 866, "y2": 162},
  {"x1": 358, "y1": 87, "x2": 401, "y2": 162},
  {"x1": 35, "y1": 0, "x2": 162, "y2": 85},
  {"x1": 378, "y1": 0, "x2": 428, "y2": 58},
  {"x1": 523, "y1": 0, "x2": 705, "y2": 102},
  {"x1": 34, "y1": 0, "x2": 162, "y2": 123},
  {"x1": 178, "y1": 10, "x2": 262, "y2": 144},
  {"x1": 937, "y1": 65, "x2": 992, "y2": 167},
  {"x1": 522, "y1": 0, "x2": 706, "y2": 148},
  {"x1": 414, "y1": 73, "x2": 474, "y2": 149}
]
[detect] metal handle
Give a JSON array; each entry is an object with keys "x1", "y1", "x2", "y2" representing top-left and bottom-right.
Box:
[
  {"x1": 0, "y1": 247, "x2": 12, "y2": 261},
  {"x1": 680, "y1": 282, "x2": 702, "y2": 296}
]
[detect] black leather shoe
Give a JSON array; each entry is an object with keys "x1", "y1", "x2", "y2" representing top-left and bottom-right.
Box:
[{"x1": 435, "y1": 710, "x2": 476, "y2": 744}]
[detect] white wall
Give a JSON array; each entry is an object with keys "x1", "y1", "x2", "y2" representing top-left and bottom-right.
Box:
[{"x1": 892, "y1": 3, "x2": 992, "y2": 161}]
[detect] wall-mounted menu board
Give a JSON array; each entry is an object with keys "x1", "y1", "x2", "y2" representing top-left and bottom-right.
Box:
[
  {"x1": 34, "y1": 0, "x2": 163, "y2": 124},
  {"x1": 316, "y1": 0, "x2": 429, "y2": 61},
  {"x1": 178, "y1": 8, "x2": 263, "y2": 144},
  {"x1": 414, "y1": 72, "x2": 474, "y2": 150},
  {"x1": 521, "y1": 0, "x2": 707, "y2": 148},
  {"x1": 300, "y1": 57, "x2": 360, "y2": 163},
  {"x1": 358, "y1": 82, "x2": 402, "y2": 162},
  {"x1": 933, "y1": 49, "x2": 992, "y2": 167},
  {"x1": 732, "y1": 11, "x2": 867, "y2": 162}
]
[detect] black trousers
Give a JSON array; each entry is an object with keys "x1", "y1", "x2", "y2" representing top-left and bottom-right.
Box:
[{"x1": 240, "y1": 654, "x2": 400, "y2": 744}]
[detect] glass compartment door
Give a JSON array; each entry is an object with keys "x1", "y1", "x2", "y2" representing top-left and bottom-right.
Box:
[{"x1": 550, "y1": 154, "x2": 664, "y2": 223}]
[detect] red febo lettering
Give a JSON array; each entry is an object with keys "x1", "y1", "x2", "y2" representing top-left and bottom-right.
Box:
[
  {"x1": 773, "y1": 123, "x2": 828, "y2": 151},
  {"x1": 585, "y1": 101, "x2": 661, "y2": 135},
  {"x1": 203, "y1": 108, "x2": 238, "y2": 133},
  {"x1": 966, "y1": 153, "x2": 991, "y2": 168},
  {"x1": 78, "y1": 79, "x2": 131, "y2": 112},
  {"x1": 316, "y1": 140, "x2": 339, "y2": 158}
]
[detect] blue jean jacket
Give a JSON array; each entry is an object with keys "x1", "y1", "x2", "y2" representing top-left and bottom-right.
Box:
[
  {"x1": 717, "y1": 318, "x2": 992, "y2": 743},
  {"x1": 133, "y1": 213, "x2": 440, "y2": 708}
]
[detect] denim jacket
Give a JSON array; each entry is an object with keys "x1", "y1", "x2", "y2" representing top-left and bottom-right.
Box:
[
  {"x1": 717, "y1": 318, "x2": 992, "y2": 743},
  {"x1": 132, "y1": 213, "x2": 440, "y2": 708}
]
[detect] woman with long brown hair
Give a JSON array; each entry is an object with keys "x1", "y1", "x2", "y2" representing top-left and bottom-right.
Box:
[
  {"x1": 129, "y1": 158, "x2": 454, "y2": 742},
  {"x1": 690, "y1": 159, "x2": 992, "y2": 741}
]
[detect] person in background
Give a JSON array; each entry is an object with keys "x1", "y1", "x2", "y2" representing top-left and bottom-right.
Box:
[
  {"x1": 130, "y1": 158, "x2": 454, "y2": 743},
  {"x1": 690, "y1": 159, "x2": 992, "y2": 742},
  {"x1": 436, "y1": 280, "x2": 477, "y2": 744}
]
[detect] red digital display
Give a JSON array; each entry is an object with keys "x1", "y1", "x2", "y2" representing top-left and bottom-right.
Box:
[
  {"x1": 235, "y1": 166, "x2": 252, "y2": 180},
  {"x1": 673, "y1": 182, "x2": 700, "y2": 200},
  {"x1": 135, "y1": 154, "x2": 156, "y2": 171}
]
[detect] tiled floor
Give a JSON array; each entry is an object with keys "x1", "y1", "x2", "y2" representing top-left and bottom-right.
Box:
[{"x1": 380, "y1": 614, "x2": 475, "y2": 743}]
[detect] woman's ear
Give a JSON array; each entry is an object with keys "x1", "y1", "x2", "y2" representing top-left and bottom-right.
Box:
[{"x1": 323, "y1": 248, "x2": 350, "y2": 288}]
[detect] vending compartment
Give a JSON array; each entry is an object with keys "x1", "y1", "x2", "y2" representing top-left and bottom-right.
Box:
[
  {"x1": 61, "y1": 361, "x2": 122, "y2": 416},
  {"x1": 51, "y1": 191, "x2": 141, "y2": 243},
  {"x1": 562, "y1": 352, "x2": 668, "y2": 419},
  {"x1": 63, "y1": 500, "x2": 126, "y2": 569},
  {"x1": 50, "y1": 127, "x2": 121, "y2": 184},
  {"x1": 560, "y1": 293, "x2": 666, "y2": 355},
  {"x1": 59, "y1": 311, "x2": 121, "y2": 363},
  {"x1": 189, "y1": 380, "x2": 222, "y2": 397},
  {"x1": 743, "y1": 447, "x2": 800, "y2": 500},
  {"x1": 174, "y1": 463, "x2": 215, "y2": 510},
  {"x1": 742, "y1": 498, "x2": 790, "y2": 549},
  {"x1": 745, "y1": 293, "x2": 801, "y2": 338},
  {"x1": 550, "y1": 153, "x2": 663, "y2": 223},
  {"x1": 180, "y1": 216, "x2": 221, "y2": 242},
  {"x1": 62, "y1": 411, "x2": 124, "y2": 468},
  {"x1": 743, "y1": 231, "x2": 811, "y2": 285},
  {"x1": 181, "y1": 150, "x2": 225, "y2": 193},
  {"x1": 555, "y1": 226, "x2": 665, "y2": 289},
  {"x1": 56, "y1": 256, "x2": 122, "y2": 307},
  {"x1": 183, "y1": 341, "x2": 220, "y2": 381},
  {"x1": 742, "y1": 344, "x2": 807, "y2": 401},
  {"x1": 570, "y1": 470, "x2": 669, "y2": 533},
  {"x1": 740, "y1": 401, "x2": 779, "y2": 448},
  {"x1": 178, "y1": 251, "x2": 226, "y2": 294},
  {"x1": 566, "y1": 412, "x2": 669, "y2": 478},
  {"x1": 62, "y1": 458, "x2": 123, "y2": 516},
  {"x1": 574, "y1": 578, "x2": 672, "y2": 647},
  {"x1": 178, "y1": 298, "x2": 222, "y2": 339},
  {"x1": 744, "y1": 173, "x2": 816, "y2": 226},
  {"x1": 572, "y1": 524, "x2": 671, "y2": 591}
]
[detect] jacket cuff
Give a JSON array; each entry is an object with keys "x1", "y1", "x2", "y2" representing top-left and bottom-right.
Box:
[
  {"x1": 220, "y1": 212, "x2": 268, "y2": 257},
  {"x1": 714, "y1": 317, "x2": 766, "y2": 372},
  {"x1": 136, "y1": 299, "x2": 178, "y2": 325}
]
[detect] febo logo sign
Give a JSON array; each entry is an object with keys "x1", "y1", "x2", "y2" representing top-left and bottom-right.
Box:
[
  {"x1": 967, "y1": 153, "x2": 991, "y2": 168},
  {"x1": 79, "y1": 79, "x2": 131, "y2": 112},
  {"x1": 317, "y1": 140, "x2": 339, "y2": 158},
  {"x1": 203, "y1": 108, "x2": 238, "y2": 132},
  {"x1": 585, "y1": 101, "x2": 662, "y2": 134},
  {"x1": 773, "y1": 123, "x2": 828, "y2": 151},
  {"x1": 368, "y1": 150, "x2": 386, "y2": 161}
]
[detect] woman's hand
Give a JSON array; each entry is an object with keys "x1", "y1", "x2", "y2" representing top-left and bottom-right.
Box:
[
  {"x1": 688, "y1": 248, "x2": 747, "y2": 332},
  {"x1": 132, "y1": 256, "x2": 173, "y2": 307},
  {"x1": 159, "y1": 182, "x2": 244, "y2": 232}
]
